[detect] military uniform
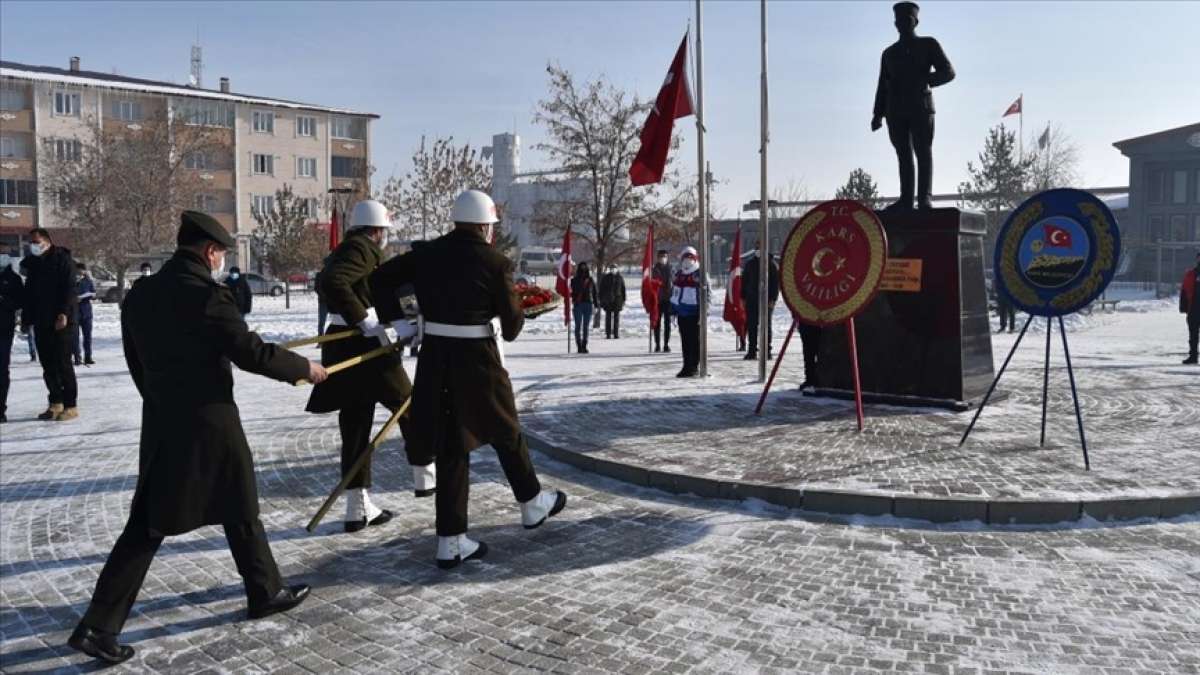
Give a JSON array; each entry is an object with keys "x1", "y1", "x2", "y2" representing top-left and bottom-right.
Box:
[
  {"x1": 741, "y1": 252, "x2": 780, "y2": 359},
  {"x1": 306, "y1": 229, "x2": 432, "y2": 516},
  {"x1": 75, "y1": 212, "x2": 310, "y2": 653}
]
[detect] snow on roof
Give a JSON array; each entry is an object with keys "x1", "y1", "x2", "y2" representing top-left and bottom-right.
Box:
[
  {"x1": 1103, "y1": 194, "x2": 1129, "y2": 210},
  {"x1": 0, "y1": 60, "x2": 379, "y2": 119}
]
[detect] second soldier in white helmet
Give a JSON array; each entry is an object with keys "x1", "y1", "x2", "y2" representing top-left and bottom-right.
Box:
[{"x1": 305, "y1": 200, "x2": 435, "y2": 533}]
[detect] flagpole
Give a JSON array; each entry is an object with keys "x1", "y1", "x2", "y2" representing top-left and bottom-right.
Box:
[
  {"x1": 757, "y1": 0, "x2": 770, "y2": 383},
  {"x1": 1019, "y1": 94, "x2": 1024, "y2": 161},
  {"x1": 695, "y1": 0, "x2": 709, "y2": 378}
]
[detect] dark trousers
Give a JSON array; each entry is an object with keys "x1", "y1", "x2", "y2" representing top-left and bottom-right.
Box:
[
  {"x1": 573, "y1": 303, "x2": 593, "y2": 348},
  {"x1": 998, "y1": 301, "x2": 1017, "y2": 331},
  {"x1": 798, "y1": 324, "x2": 822, "y2": 384},
  {"x1": 654, "y1": 309, "x2": 672, "y2": 349},
  {"x1": 73, "y1": 313, "x2": 93, "y2": 361},
  {"x1": 1188, "y1": 313, "x2": 1199, "y2": 359},
  {"x1": 338, "y1": 399, "x2": 432, "y2": 490},
  {"x1": 81, "y1": 502, "x2": 282, "y2": 635},
  {"x1": 34, "y1": 324, "x2": 77, "y2": 407},
  {"x1": 678, "y1": 314, "x2": 700, "y2": 373},
  {"x1": 1, "y1": 322, "x2": 12, "y2": 415},
  {"x1": 435, "y1": 406, "x2": 541, "y2": 536},
  {"x1": 604, "y1": 310, "x2": 621, "y2": 338},
  {"x1": 886, "y1": 113, "x2": 935, "y2": 203},
  {"x1": 745, "y1": 303, "x2": 774, "y2": 355}
]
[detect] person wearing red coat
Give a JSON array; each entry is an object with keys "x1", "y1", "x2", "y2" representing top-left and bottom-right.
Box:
[{"x1": 1182, "y1": 251, "x2": 1199, "y2": 365}]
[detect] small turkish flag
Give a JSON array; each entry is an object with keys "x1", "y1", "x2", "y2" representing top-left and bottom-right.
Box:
[
  {"x1": 629, "y1": 33, "x2": 694, "y2": 187},
  {"x1": 1043, "y1": 224, "x2": 1072, "y2": 248},
  {"x1": 1003, "y1": 95, "x2": 1022, "y2": 117}
]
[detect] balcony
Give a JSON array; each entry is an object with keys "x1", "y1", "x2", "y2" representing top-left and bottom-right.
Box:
[
  {"x1": 0, "y1": 157, "x2": 35, "y2": 180},
  {"x1": 0, "y1": 109, "x2": 35, "y2": 133}
]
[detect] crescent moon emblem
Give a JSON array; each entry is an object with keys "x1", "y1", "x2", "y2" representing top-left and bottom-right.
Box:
[{"x1": 811, "y1": 247, "x2": 836, "y2": 278}]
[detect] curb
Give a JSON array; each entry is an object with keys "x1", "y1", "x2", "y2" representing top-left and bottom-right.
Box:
[{"x1": 525, "y1": 432, "x2": 1200, "y2": 526}]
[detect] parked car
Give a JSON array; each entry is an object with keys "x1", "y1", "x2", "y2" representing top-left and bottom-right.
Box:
[
  {"x1": 243, "y1": 272, "x2": 285, "y2": 296},
  {"x1": 518, "y1": 247, "x2": 562, "y2": 275},
  {"x1": 87, "y1": 267, "x2": 123, "y2": 303}
]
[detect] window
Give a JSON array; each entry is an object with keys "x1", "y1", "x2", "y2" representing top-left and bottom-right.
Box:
[
  {"x1": 195, "y1": 193, "x2": 218, "y2": 212},
  {"x1": 177, "y1": 99, "x2": 234, "y2": 127},
  {"x1": 252, "y1": 194, "x2": 275, "y2": 217},
  {"x1": 53, "y1": 90, "x2": 80, "y2": 116},
  {"x1": 0, "y1": 179, "x2": 37, "y2": 206},
  {"x1": 1172, "y1": 170, "x2": 1189, "y2": 205},
  {"x1": 1170, "y1": 215, "x2": 1190, "y2": 242},
  {"x1": 331, "y1": 116, "x2": 364, "y2": 140},
  {"x1": 297, "y1": 115, "x2": 316, "y2": 137},
  {"x1": 0, "y1": 82, "x2": 27, "y2": 111},
  {"x1": 298, "y1": 197, "x2": 319, "y2": 218},
  {"x1": 1147, "y1": 215, "x2": 1164, "y2": 242},
  {"x1": 252, "y1": 153, "x2": 274, "y2": 175},
  {"x1": 1, "y1": 135, "x2": 32, "y2": 159},
  {"x1": 111, "y1": 99, "x2": 144, "y2": 122},
  {"x1": 52, "y1": 138, "x2": 81, "y2": 161},
  {"x1": 251, "y1": 110, "x2": 274, "y2": 134},
  {"x1": 1147, "y1": 169, "x2": 1165, "y2": 204},
  {"x1": 1196, "y1": 171, "x2": 1200, "y2": 205},
  {"x1": 297, "y1": 156, "x2": 317, "y2": 178},
  {"x1": 185, "y1": 150, "x2": 211, "y2": 170},
  {"x1": 331, "y1": 156, "x2": 364, "y2": 178},
  {"x1": 55, "y1": 191, "x2": 72, "y2": 209}
]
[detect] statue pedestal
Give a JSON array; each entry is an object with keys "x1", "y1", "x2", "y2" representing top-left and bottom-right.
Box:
[{"x1": 811, "y1": 208, "x2": 995, "y2": 410}]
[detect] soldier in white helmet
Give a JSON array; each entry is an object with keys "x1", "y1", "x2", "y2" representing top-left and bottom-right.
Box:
[
  {"x1": 306, "y1": 200, "x2": 434, "y2": 533},
  {"x1": 371, "y1": 190, "x2": 566, "y2": 569}
]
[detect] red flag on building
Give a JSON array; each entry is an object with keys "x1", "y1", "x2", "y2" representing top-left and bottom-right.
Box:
[
  {"x1": 328, "y1": 207, "x2": 341, "y2": 251},
  {"x1": 629, "y1": 33, "x2": 694, "y2": 187},
  {"x1": 1003, "y1": 95, "x2": 1022, "y2": 117},
  {"x1": 555, "y1": 228, "x2": 572, "y2": 326},
  {"x1": 641, "y1": 224, "x2": 661, "y2": 329},
  {"x1": 723, "y1": 227, "x2": 746, "y2": 337}
]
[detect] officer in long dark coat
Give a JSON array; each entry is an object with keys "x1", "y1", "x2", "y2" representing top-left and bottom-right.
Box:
[
  {"x1": 0, "y1": 252, "x2": 24, "y2": 423},
  {"x1": 741, "y1": 249, "x2": 780, "y2": 361},
  {"x1": 68, "y1": 211, "x2": 325, "y2": 665},
  {"x1": 305, "y1": 199, "x2": 434, "y2": 534},
  {"x1": 871, "y1": 1, "x2": 955, "y2": 211},
  {"x1": 371, "y1": 190, "x2": 566, "y2": 569}
]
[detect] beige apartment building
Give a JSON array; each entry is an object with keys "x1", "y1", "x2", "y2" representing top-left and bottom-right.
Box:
[{"x1": 0, "y1": 57, "x2": 376, "y2": 268}]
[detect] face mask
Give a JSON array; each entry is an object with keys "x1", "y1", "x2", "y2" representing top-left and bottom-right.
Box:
[
  {"x1": 658, "y1": 257, "x2": 667, "y2": 265},
  {"x1": 484, "y1": 224, "x2": 494, "y2": 244},
  {"x1": 230, "y1": 272, "x2": 240, "y2": 280},
  {"x1": 141, "y1": 269, "x2": 151, "y2": 277},
  {"x1": 681, "y1": 259, "x2": 699, "y2": 274},
  {"x1": 210, "y1": 252, "x2": 226, "y2": 279},
  {"x1": 0, "y1": 255, "x2": 9, "y2": 268},
  {"x1": 30, "y1": 243, "x2": 46, "y2": 257}
]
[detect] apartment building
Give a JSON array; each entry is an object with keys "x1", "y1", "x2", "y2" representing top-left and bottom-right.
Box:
[{"x1": 0, "y1": 57, "x2": 377, "y2": 268}]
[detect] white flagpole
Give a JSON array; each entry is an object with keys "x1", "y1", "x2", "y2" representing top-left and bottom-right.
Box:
[
  {"x1": 1019, "y1": 94, "x2": 1024, "y2": 161},
  {"x1": 758, "y1": 0, "x2": 770, "y2": 382},
  {"x1": 695, "y1": 0, "x2": 709, "y2": 378}
]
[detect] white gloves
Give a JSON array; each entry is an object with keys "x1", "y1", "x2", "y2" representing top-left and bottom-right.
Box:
[
  {"x1": 391, "y1": 319, "x2": 418, "y2": 345},
  {"x1": 358, "y1": 318, "x2": 391, "y2": 347}
]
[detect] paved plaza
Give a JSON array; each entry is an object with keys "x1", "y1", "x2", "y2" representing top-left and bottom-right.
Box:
[{"x1": 1, "y1": 298, "x2": 1198, "y2": 673}]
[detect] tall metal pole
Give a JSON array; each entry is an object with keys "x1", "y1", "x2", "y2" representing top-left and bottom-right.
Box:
[
  {"x1": 757, "y1": 0, "x2": 770, "y2": 382},
  {"x1": 696, "y1": 0, "x2": 709, "y2": 377}
]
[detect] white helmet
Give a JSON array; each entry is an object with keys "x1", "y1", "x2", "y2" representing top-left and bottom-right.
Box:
[
  {"x1": 451, "y1": 190, "x2": 500, "y2": 225},
  {"x1": 680, "y1": 246, "x2": 698, "y2": 259},
  {"x1": 349, "y1": 199, "x2": 394, "y2": 230}
]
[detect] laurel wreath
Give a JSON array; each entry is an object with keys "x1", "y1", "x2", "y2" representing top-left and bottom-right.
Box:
[
  {"x1": 997, "y1": 200, "x2": 1044, "y2": 308},
  {"x1": 779, "y1": 207, "x2": 886, "y2": 326}
]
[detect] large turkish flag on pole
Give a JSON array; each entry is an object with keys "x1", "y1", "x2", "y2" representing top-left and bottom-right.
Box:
[
  {"x1": 629, "y1": 33, "x2": 694, "y2": 187},
  {"x1": 640, "y1": 224, "x2": 660, "y2": 329},
  {"x1": 723, "y1": 226, "x2": 745, "y2": 337},
  {"x1": 555, "y1": 228, "x2": 572, "y2": 326},
  {"x1": 328, "y1": 207, "x2": 340, "y2": 251}
]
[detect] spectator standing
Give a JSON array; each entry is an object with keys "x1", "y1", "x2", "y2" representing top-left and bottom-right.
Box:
[
  {"x1": 225, "y1": 266, "x2": 253, "y2": 318},
  {"x1": 598, "y1": 264, "x2": 627, "y2": 339},
  {"x1": 74, "y1": 263, "x2": 96, "y2": 366},
  {"x1": 570, "y1": 263, "x2": 598, "y2": 353}
]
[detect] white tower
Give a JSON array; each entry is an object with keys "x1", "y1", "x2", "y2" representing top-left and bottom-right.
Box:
[{"x1": 190, "y1": 43, "x2": 202, "y2": 87}]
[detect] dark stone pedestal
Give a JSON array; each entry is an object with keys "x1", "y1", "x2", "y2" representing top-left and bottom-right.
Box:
[{"x1": 810, "y1": 208, "x2": 994, "y2": 410}]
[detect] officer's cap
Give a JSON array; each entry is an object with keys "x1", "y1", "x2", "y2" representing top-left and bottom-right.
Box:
[
  {"x1": 178, "y1": 210, "x2": 236, "y2": 249},
  {"x1": 893, "y1": 1, "x2": 919, "y2": 18},
  {"x1": 657, "y1": 249, "x2": 668, "y2": 255}
]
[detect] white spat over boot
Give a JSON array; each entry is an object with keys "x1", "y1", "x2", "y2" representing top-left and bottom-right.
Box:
[
  {"x1": 520, "y1": 490, "x2": 568, "y2": 529},
  {"x1": 436, "y1": 534, "x2": 488, "y2": 570},
  {"x1": 344, "y1": 489, "x2": 393, "y2": 533},
  {"x1": 412, "y1": 464, "x2": 436, "y2": 497}
]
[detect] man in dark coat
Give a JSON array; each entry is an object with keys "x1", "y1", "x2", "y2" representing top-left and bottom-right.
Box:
[
  {"x1": 68, "y1": 211, "x2": 325, "y2": 665},
  {"x1": 20, "y1": 228, "x2": 79, "y2": 421},
  {"x1": 871, "y1": 1, "x2": 955, "y2": 211},
  {"x1": 1182, "y1": 251, "x2": 1199, "y2": 365},
  {"x1": 0, "y1": 251, "x2": 24, "y2": 423},
  {"x1": 73, "y1": 263, "x2": 96, "y2": 365},
  {"x1": 371, "y1": 189, "x2": 566, "y2": 569},
  {"x1": 225, "y1": 265, "x2": 253, "y2": 317},
  {"x1": 306, "y1": 199, "x2": 433, "y2": 534},
  {"x1": 652, "y1": 249, "x2": 674, "y2": 352},
  {"x1": 598, "y1": 264, "x2": 627, "y2": 339},
  {"x1": 741, "y1": 249, "x2": 780, "y2": 361}
]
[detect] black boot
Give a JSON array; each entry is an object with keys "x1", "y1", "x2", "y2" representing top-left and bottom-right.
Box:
[
  {"x1": 345, "y1": 509, "x2": 394, "y2": 534},
  {"x1": 744, "y1": 350, "x2": 757, "y2": 361},
  {"x1": 247, "y1": 584, "x2": 311, "y2": 620},
  {"x1": 69, "y1": 625, "x2": 134, "y2": 664},
  {"x1": 1184, "y1": 355, "x2": 1198, "y2": 365}
]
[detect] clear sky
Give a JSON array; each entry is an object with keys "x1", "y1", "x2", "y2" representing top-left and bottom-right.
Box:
[{"x1": 3, "y1": 0, "x2": 1198, "y2": 216}]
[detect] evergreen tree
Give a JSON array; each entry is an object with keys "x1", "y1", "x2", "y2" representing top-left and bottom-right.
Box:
[
  {"x1": 834, "y1": 168, "x2": 881, "y2": 209},
  {"x1": 958, "y1": 125, "x2": 1034, "y2": 240}
]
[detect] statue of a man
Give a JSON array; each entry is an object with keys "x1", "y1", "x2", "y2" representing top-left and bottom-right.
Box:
[{"x1": 871, "y1": 1, "x2": 955, "y2": 211}]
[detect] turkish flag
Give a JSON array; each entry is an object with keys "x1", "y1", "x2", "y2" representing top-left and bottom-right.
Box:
[
  {"x1": 555, "y1": 228, "x2": 572, "y2": 326},
  {"x1": 329, "y1": 207, "x2": 340, "y2": 251},
  {"x1": 1043, "y1": 224, "x2": 1072, "y2": 248},
  {"x1": 629, "y1": 34, "x2": 694, "y2": 187},
  {"x1": 1003, "y1": 95, "x2": 1022, "y2": 117},
  {"x1": 723, "y1": 227, "x2": 746, "y2": 337},
  {"x1": 641, "y1": 224, "x2": 661, "y2": 329}
]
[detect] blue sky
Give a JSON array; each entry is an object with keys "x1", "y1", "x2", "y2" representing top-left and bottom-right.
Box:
[{"x1": 3, "y1": 1, "x2": 1198, "y2": 215}]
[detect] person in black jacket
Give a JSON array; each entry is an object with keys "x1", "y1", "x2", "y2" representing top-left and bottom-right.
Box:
[
  {"x1": 68, "y1": 211, "x2": 326, "y2": 665},
  {"x1": 741, "y1": 250, "x2": 780, "y2": 361},
  {"x1": 225, "y1": 266, "x2": 253, "y2": 317},
  {"x1": 20, "y1": 228, "x2": 79, "y2": 421},
  {"x1": 0, "y1": 251, "x2": 24, "y2": 423},
  {"x1": 598, "y1": 264, "x2": 627, "y2": 339},
  {"x1": 652, "y1": 250, "x2": 673, "y2": 352},
  {"x1": 73, "y1": 263, "x2": 96, "y2": 365},
  {"x1": 570, "y1": 262, "x2": 598, "y2": 353}
]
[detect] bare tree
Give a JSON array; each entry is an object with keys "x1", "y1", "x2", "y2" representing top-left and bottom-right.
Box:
[
  {"x1": 378, "y1": 136, "x2": 492, "y2": 241},
  {"x1": 251, "y1": 184, "x2": 326, "y2": 309},
  {"x1": 530, "y1": 63, "x2": 693, "y2": 275},
  {"x1": 767, "y1": 177, "x2": 815, "y2": 220},
  {"x1": 1026, "y1": 123, "x2": 1081, "y2": 192},
  {"x1": 39, "y1": 108, "x2": 223, "y2": 292}
]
